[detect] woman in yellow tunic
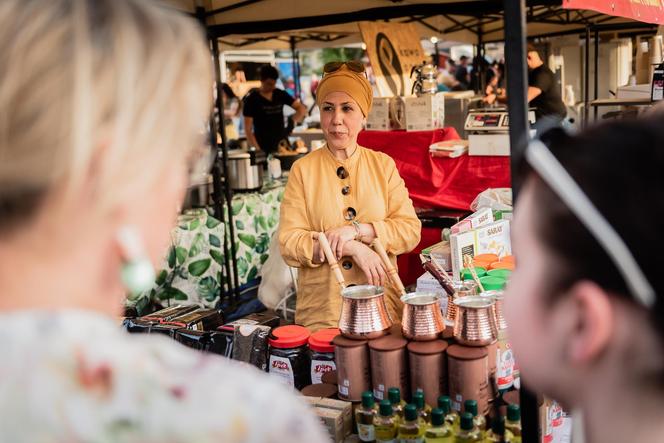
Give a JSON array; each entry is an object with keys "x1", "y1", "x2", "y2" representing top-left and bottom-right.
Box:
[{"x1": 279, "y1": 61, "x2": 421, "y2": 331}]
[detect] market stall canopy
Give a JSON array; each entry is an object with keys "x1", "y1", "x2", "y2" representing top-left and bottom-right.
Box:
[
  {"x1": 564, "y1": 0, "x2": 664, "y2": 25},
  {"x1": 168, "y1": 0, "x2": 655, "y2": 49}
]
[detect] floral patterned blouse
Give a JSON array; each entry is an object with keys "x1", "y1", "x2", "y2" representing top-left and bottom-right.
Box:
[{"x1": 0, "y1": 309, "x2": 329, "y2": 443}]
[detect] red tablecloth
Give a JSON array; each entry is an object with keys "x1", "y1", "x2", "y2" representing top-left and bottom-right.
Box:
[{"x1": 358, "y1": 128, "x2": 511, "y2": 211}]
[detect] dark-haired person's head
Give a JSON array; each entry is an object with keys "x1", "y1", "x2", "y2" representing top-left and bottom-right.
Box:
[
  {"x1": 459, "y1": 55, "x2": 469, "y2": 66},
  {"x1": 259, "y1": 65, "x2": 279, "y2": 92},
  {"x1": 526, "y1": 43, "x2": 543, "y2": 69},
  {"x1": 505, "y1": 116, "x2": 664, "y2": 438}
]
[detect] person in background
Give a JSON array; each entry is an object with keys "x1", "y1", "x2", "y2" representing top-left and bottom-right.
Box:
[
  {"x1": 526, "y1": 43, "x2": 566, "y2": 125},
  {"x1": 0, "y1": 1, "x2": 327, "y2": 441},
  {"x1": 506, "y1": 117, "x2": 664, "y2": 443},
  {"x1": 279, "y1": 61, "x2": 421, "y2": 331},
  {"x1": 454, "y1": 55, "x2": 470, "y2": 90},
  {"x1": 243, "y1": 65, "x2": 307, "y2": 154}
]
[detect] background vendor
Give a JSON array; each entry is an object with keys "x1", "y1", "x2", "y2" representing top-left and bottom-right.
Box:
[
  {"x1": 243, "y1": 65, "x2": 307, "y2": 154},
  {"x1": 278, "y1": 61, "x2": 421, "y2": 331},
  {"x1": 483, "y1": 44, "x2": 566, "y2": 128}
]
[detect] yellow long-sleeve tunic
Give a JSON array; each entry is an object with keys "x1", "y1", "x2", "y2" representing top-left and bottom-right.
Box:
[{"x1": 278, "y1": 144, "x2": 422, "y2": 331}]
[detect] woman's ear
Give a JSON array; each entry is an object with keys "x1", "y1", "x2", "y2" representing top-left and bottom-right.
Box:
[{"x1": 566, "y1": 281, "x2": 614, "y2": 365}]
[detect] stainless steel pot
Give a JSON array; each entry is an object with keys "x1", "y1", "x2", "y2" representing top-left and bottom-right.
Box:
[{"x1": 227, "y1": 149, "x2": 266, "y2": 192}]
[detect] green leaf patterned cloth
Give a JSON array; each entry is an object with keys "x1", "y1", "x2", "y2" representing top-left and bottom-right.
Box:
[{"x1": 126, "y1": 182, "x2": 285, "y2": 313}]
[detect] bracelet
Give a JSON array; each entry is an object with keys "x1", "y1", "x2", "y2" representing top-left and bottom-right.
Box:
[{"x1": 351, "y1": 221, "x2": 362, "y2": 242}]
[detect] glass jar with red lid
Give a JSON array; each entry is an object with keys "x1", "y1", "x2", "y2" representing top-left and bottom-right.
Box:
[
  {"x1": 308, "y1": 328, "x2": 340, "y2": 384},
  {"x1": 268, "y1": 325, "x2": 311, "y2": 390}
]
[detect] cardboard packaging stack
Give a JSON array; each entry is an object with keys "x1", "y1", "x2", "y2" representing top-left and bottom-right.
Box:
[{"x1": 304, "y1": 397, "x2": 353, "y2": 443}]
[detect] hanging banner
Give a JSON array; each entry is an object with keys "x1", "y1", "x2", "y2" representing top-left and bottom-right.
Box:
[
  {"x1": 563, "y1": 0, "x2": 664, "y2": 25},
  {"x1": 359, "y1": 22, "x2": 426, "y2": 97}
]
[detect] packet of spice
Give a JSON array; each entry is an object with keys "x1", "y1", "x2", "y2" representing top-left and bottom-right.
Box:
[{"x1": 232, "y1": 324, "x2": 271, "y2": 371}]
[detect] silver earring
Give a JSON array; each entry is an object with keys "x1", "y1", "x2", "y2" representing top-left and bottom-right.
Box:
[{"x1": 116, "y1": 226, "x2": 155, "y2": 295}]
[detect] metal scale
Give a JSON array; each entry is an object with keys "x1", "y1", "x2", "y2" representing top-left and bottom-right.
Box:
[{"x1": 464, "y1": 107, "x2": 536, "y2": 156}]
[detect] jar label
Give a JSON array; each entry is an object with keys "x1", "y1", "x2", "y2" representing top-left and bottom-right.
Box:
[
  {"x1": 358, "y1": 424, "x2": 375, "y2": 441},
  {"x1": 399, "y1": 438, "x2": 424, "y2": 443},
  {"x1": 497, "y1": 341, "x2": 515, "y2": 390},
  {"x1": 268, "y1": 355, "x2": 294, "y2": 387},
  {"x1": 311, "y1": 359, "x2": 336, "y2": 384}
]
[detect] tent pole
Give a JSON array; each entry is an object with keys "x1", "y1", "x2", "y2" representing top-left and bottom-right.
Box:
[
  {"x1": 504, "y1": 1, "x2": 540, "y2": 440},
  {"x1": 212, "y1": 36, "x2": 241, "y2": 306},
  {"x1": 584, "y1": 26, "x2": 590, "y2": 127},
  {"x1": 594, "y1": 28, "x2": 599, "y2": 121},
  {"x1": 290, "y1": 36, "x2": 300, "y2": 99}
]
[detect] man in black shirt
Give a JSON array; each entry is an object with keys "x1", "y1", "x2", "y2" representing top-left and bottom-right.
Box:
[
  {"x1": 454, "y1": 55, "x2": 470, "y2": 90},
  {"x1": 243, "y1": 65, "x2": 306, "y2": 154},
  {"x1": 527, "y1": 44, "x2": 566, "y2": 123}
]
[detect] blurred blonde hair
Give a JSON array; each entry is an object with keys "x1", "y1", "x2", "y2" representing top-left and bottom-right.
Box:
[{"x1": 0, "y1": 0, "x2": 212, "y2": 230}]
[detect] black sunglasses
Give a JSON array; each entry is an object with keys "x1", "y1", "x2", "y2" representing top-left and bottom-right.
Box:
[{"x1": 323, "y1": 61, "x2": 366, "y2": 75}]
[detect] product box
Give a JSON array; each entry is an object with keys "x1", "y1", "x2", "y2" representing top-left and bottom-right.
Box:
[
  {"x1": 305, "y1": 397, "x2": 353, "y2": 437},
  {"x1": 468, "y1": 133, "x2": 510, "y2": 156},
  {"x1": 366, "y1": 97, "x2": 390, "y2": 130},
  {"x1": 404, "y1": 93, "x2": 445, "y2": 131},
  {"x1": 449, "y1": 219, "x2": 512, "y2": 279},
  {"x1": 450, "y1": 207, "x2": 495, "y2": 234},
  {"x1": 421, "y1": 241, "x2": 452, "y2": 272},
  {"x1": 314, "y1": 406, "x2": 345, "y2": 443},
  {"x1": 416, "y1": 271, "x2": 448, "y2": 315}
]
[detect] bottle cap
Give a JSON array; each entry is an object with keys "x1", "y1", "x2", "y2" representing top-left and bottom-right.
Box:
[
  {"x1": 404, "y1": 404, "x2": 418, "y2": 421},
  {"x1": 388, "y1": 387, "x2": 401, "y2": 405},
  {"x1": 413, "y1": 391, "x2": 425, "y2": 409},
  {"x1": 460, "y1": 412, "x2": 474, "y2": 431},
  {"x1": 431, "y1": 408, "x2": 445, "y2": 426},
  {"x1": 464, "y1": 399, "x2": 478, "y2": 417},
  {"x1": 361, "y1": 391, "x2": 375, "y2": 409},
  {"x1": 379, "y1": 400, "x2": 393, "y2": 417},
  {"x1": 437, "y1": 396, "x2": 451, "y2": 414},
  {"x1": 507, "y1": 404, "x2": 521, "y2": 422}
]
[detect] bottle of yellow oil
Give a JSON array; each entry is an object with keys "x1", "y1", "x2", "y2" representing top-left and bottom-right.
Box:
[
  {"x1": 388, "y1": 387, "x2": 407, "y2": 422},
  {"x1": 464, "y1": 399, "x2": 487, "y2": 438},
  {"x1": 455, "y1": 412, "x2": 481, "y2": 442},
  {"x1": 375, "y1": 400, "x2": 398, "y2": 443},
  {"x1": 356, "y1": 391, "x2": 377, "y2": 442},
  {"x1": 437, "y1": 396, "x2": 460, "y2": 432},
  {"x1": 413, "y1": 390, "x2": 432, "y2": 424},
  {"x1": 504, "y1": 405, "x2": 521, "y2": 443},
  {"x1": 397, "y1": 404, "x2": 425, "y2": 442},
  {"x1": 424, "y1": 408, "x2": 454, "y2": 442}
]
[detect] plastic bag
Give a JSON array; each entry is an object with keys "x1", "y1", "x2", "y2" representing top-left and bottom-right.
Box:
[{"x1": 470, "y1": 188, "x2": 513, "y2": 212}]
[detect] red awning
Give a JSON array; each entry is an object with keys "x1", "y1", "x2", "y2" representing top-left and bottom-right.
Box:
[{"x1": 564, "y1": 0, "x2": 664, "y2": 25}]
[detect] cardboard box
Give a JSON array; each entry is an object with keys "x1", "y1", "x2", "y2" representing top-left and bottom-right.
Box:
[
  {"x1": 421, "y1": 241, "x2": 452, "y2": 271},
  {"x1": 404, "y1": 93, "x2": 445, "y2": 131},
  {"x1": 315, "y1": 407, "x2": 345, "y2": 443},
  {"x1": 416, "y1": 271, "x2": 448, "y2": 315},
  {"x1": 450, "y1": 220, "x2": 512, "y2": 279},
  {"x1": 451, "y1": 207, "x2": 494, "y2": 234},
  {"x1": 304, "y1": 397, "x2": 353, "y2": 437},
  {"x1": 468, "y1": 133, "x2": 510, "y2": 156},
  {"x1": 366, "y1": 97, "x2": 390, "y2": 131}
]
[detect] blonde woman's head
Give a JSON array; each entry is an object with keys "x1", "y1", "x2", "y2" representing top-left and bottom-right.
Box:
[{"x1": 0, "y1": 0, "x2": 212, "y2": 233}]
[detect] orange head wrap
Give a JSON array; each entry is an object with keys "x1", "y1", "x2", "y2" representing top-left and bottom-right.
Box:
[{"x1": 316, "y1": 64, "x2": 372, "y2": 117}]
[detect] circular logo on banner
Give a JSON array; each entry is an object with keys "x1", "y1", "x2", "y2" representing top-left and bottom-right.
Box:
[{"x1": 376, "y1": 32, "x2": 404, "y2": 96}]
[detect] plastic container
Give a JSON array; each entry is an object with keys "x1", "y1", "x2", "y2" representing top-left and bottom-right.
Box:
[
  {"x1": 489, "y1": 261, "x2": 514, "y2": 271},
  {"x1": 473, "y1": 253, "x2": 499, "y2": 263},
  {"x1": 268, "y1": 325, "x2": 311, "y2": 390},
  {"x1": 460, "y1": 267, "x2": 487, "y2": 281},
  {"x1": 486, "y1": 269, "x2": 512, "y2": 280},
  {"x1": 479, "y1": 276, "x2": 506, "y2": 291},
  {"x1": 308, "y1": 328, "x2": 340, "y2": 384}
]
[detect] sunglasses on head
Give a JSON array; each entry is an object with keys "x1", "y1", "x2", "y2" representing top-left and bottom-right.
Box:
[{"x1": 323, "y1": 61, "x2": 366, "y2": 75}]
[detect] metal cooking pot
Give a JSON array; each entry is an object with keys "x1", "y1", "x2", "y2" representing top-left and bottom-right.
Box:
[
  {"x1": 338, "y1": 285, "x2": 393, "y2": 340},
  {"x1": 227, "y1": 148, "x2": 266, "y2": 192}
]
